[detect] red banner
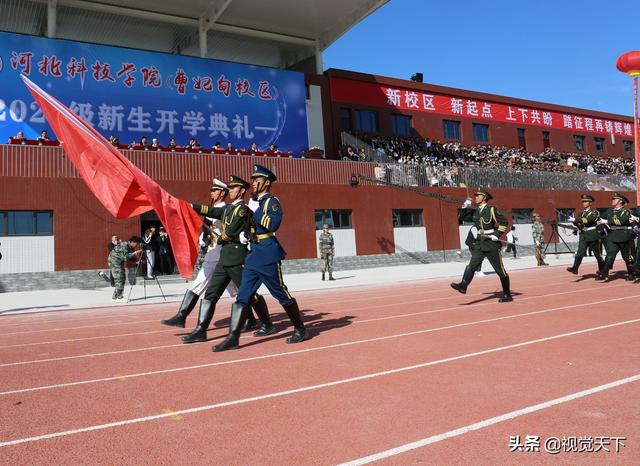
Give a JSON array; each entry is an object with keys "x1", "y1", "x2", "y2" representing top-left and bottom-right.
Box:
[{"x1": 330, "y1": 77, "x2": 633, "y2": 137}]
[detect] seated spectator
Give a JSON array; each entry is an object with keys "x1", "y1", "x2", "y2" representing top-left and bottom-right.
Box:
[
  {"x1": 108, "y1": 135, "x2": 120, "y2": 147},
  {"x1": 187, "y1": 138, "x2": 200, "y2": 151},
  {"x1": 225, "y1": 142, "x2": 236, "y2": 155},
  {"x1": 212, "y1": 141, "x2": 222, "y2": 151},
  {"x1": 168, "y1": 138, "x2": 178, "y2": 151},
  {"x1": 129, "y1": 136, "x2": 148, "y2": 150},
  {"x1": 9, "y1": 131, "x2": 26, "y2": 144},
  {"x1": 150, "y1": 138, "x2": 161, "y2": 151},
  {"x1": 37, "y1": 130, "x2": 49, "y2": 145},
  {"x1": 250, "y1": 142, "x2": 259, "y2": 155}
]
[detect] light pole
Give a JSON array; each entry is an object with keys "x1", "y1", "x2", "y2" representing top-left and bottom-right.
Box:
[{"x1": 616, "y1": 51, "x2": 640, "y2": 204}]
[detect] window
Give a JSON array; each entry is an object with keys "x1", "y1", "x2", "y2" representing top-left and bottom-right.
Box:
[
  {"x1": 392, "y1": 209, "x2": 423, "y2": 227},
  {"x1": 472, "y1": 124, "x2": 489, "y2": 143},
  {"x1": 624, "y1": 140, "x2": 634, "y2": 157},
  {"x1": 511, "y1": 208, "x2": 533, "y2": 224},
  {"x1": 556, "y1": 208, "x2": 575, "y2": 223},
  {"x1": 340, "y1": 107, "x2": 352, "y2": 132},
  {"x1": 0, "y1": 211, "x2": 53, "y2": 236},
  {"x1": 442, "y1": 120, "x2": 461, "y2": 140},
  {"x1": 392, "y1": 114, "x2": 412, "y2": 136},
  {"x1": 573, "y1": 135, "x2": 585, "y2": 152},
  {"x1": 315, "y1": 210, "x2": 352, "y2": 230},
  {"x1": 354, "y1": 110, "x2": 378, "y2": 133},
  {"x1": 542, "y1": 131, "x2": 550, "y2": 149},
  {"x1": 517, "y1": 128, "x2": 526, "y2": 149},
  {"x1": 594, "y1": 137, "x2": 605, "y2": 153}
]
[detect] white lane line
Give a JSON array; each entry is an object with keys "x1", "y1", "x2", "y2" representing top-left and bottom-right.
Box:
[
  {"x1": 0, "y1": 281, "x2": 629, "y2": 350},
  {"x1": 0, "y1": 268, "x2": 591, "y2": 333},
  {"x1": 338, "y1": 373, "x2": 640, "y2": 465},
  {"x1": 1, "y1": 295, "x2": 638, "y2": 395},
  {"x1": 0, "y1": 317, "x2": 638, "y2": 447}
]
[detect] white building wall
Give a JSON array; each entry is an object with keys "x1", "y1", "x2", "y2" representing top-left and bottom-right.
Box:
[
  {"x1": 306, "y1": 85, "x2": 325, "y2": 151},
  {"x1": 315, "y1": 229, "x2": 356, "y2": 257},
  {"x1": 393, "y1": 227, "x2": 427, "y2": 253},
  {"x1": 0, "y1": 236, "x2": 55, "y2": 273}
]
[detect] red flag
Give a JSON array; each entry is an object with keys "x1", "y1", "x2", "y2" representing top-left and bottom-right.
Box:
[{"x1": 22, "y1": 75, "x2": 202, "y2": 279}]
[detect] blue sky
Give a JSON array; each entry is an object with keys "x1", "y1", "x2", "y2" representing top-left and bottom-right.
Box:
[{"x1": 323, "y1": 0, "x2": 640, "y2": 117}]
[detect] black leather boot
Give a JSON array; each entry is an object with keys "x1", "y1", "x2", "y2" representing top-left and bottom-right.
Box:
[
  {"x1": 450, "y1": 266, "x2": 475, "y2": 294},
  {"x1": 498, "y1": 275, "x2": 513, "y2": 302},
  {"x1": 243, "y1": 308, "x2": 258, "y2": 331},
  {"x1": 322, "y1": 272, "x2": 325, "y2": 281},
  {"x1": 251, "y1": 294, "x2": 276, "y2": 336},
  {"x1": 596, "y1": 256, "x2": 614, "y2": 281},
  {"x1": 625, "y1": 263, "x2": 636, "y2": 281},
  {"x1": 283, "y1": 299, "x2": 309, "y2": 344},
  {"x1": 181, "y1": 299, "x2": 215, "y2": 343},
  {"x1": 566, "y1": 256, "x2": 582, "y2": 275},
  {"x1": 212, "y1": 303, "x2": 247, "y2": 352},
  {"x1": 161, "y1": 290, "x2": 199, "y2": 327},
  {"x1": 329, "y1": 272, "x2": 335, "y2": 281}
]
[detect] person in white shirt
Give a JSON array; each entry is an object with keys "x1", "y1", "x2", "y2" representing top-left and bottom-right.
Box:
[{"x1": 505, "y1": 226, "x2": 518, "y2": 258}]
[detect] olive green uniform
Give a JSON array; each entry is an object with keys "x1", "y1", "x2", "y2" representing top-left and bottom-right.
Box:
[
  {"x1": 568, "y1": 208, "x2": 604, "y2": 273},
  {"x1": 599, "y1": 207, "x2": 635, "y2": 278},
  {"x1": 459, "y1": 205, "x2": 509, "y2": 278}
]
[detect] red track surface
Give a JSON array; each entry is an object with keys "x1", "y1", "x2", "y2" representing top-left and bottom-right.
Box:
[{"x1": 1, "y1": 264, "x2": 639, "y2": 465}]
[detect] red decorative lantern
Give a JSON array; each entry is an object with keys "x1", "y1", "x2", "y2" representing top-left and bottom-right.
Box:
[
  {"x1": 616, "y1": 51, "x2": 640, "y2": 204},
  {"x1": 616, "y1": 51, "x2": 640, "y2": 77}
]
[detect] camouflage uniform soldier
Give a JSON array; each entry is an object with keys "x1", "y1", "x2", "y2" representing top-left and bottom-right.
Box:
[
  {"x1": 108, "y1": 236, "x2": 142, "y2": 302},
  {"x1": 319, "y1": 224, "x2": 335, "y2": 281},
  {"x1": 531, "y1": 213, "x2": 548, "y2": 266}
]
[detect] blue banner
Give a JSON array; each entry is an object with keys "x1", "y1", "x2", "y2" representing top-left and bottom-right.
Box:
[{"x1": 0, "y1": 31, "x2": 308, "y2": 154}]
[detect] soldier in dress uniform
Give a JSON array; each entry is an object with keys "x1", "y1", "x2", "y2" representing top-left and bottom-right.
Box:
[
  {"x1": 108, "y1": 236, "x2": 142, "y2": 302},
  {"x1": 182, "y1": 176, "x2": 273, "y2": 343},
  {"x1": 318, "y1": 223, "x2": 335, "y2": 280},
  {"x1": 213, "y1": 164, "x2": 309, "y2": 352},
  {"x1": 161, "y1": 178, "x2": 260, "y2": 332},
  {"x1": 450, "y1": 188, "x2": 513, "y2": 302},
  {"x1": 566, "y1": 194, "x2": 604, "y2": 275},
  {"x1": 596, "y1": 192, "x2": 637, "y2": 281}
]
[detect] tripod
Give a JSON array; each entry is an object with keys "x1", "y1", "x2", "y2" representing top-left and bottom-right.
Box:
[
  {"x1": 543, "y1": 223, "x2": 574, "y2": 255},
  {"x1": 126, "y1": 249, "x2": 167, "y2": 303}
]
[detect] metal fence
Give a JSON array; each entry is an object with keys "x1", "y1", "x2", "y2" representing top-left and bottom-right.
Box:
[{"x1": 373, "y1": 163, "x2": 637, "y2": 192}]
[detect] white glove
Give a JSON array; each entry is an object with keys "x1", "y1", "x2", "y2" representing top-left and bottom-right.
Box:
[
  {"x1": 461, "y1": 199, "x2": 472, "y2": 208},
  {"x1": 631, "y1": 215, "x2": 639, "y2": 223},
  {"x1": 247, "y1": 198, "x2": 260, "y2": 212},
  {"x1": 239, "y1": 232, "x2": 248, "y2": 245},
  {"x1": 599, "y1": 219, "x2": 608, "y2": 225},
  {"x1": 568, "y1": 216, "x2": 575, "y2": 222},
  {"x1": 490, "y1": 235, "x2": 500, "y2": 242}
]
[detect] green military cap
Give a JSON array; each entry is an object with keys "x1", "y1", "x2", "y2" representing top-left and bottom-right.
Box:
[
  {"x1": 474, "y1": 187, "x2": 493, "y2": 201},
  {"x1": 580, "y1": 194, "x2": 595, "y2": 202},
  {"x1": 210, "y1": 177, "x2": 228, "y2": 192},
  {"x1": 228, "y1": 175, "x2": 250, "y2": 189},
  {"x1": 612, "y1": 192, "x2": 629, "y2": 204}
]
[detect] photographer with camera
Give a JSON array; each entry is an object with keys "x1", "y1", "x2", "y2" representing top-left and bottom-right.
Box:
[{"x1": 108, "y1": 236, "x2": 143, "y2": 302}]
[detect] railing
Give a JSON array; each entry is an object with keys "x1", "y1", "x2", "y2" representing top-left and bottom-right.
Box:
[
  {"x1": 1, "y1": 144, "x2": 635, "y2": 191},
  {"x1": 340, "y1": 131, "x2": 382, "y2": 162},
  {"x1": 373, "y1": 163, "x2": 637, "y2": 192},
  {"x1": 0, "y1": 144, "x2": 376, "y2": 185}
]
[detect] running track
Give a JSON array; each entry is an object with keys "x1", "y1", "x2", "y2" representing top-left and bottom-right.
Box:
[{"x1": 0, "y1": 264, "x2": 638, "y2": 465}]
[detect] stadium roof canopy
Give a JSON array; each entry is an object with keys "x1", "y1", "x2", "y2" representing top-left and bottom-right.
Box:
[{"x1": 1, "y1": 0, "x2": 388, "y2": 71}]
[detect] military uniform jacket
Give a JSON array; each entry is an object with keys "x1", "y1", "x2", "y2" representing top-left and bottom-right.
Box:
[
  {"x1": 194, "y1": 201, "x2": 249, "y2": 266},
  {"x1": 459, "y1": 204, "x2": 508, "y2": 252},
  {"x1": 605, "y1": 207, "x2": 634, "y2": 243},
  {"x1": 572, "y1": 208, "x2": 601, "y2": 242},
  {"x1": 246, "y1": 193, "x2": 286, "y2": 267},
  {"x1": 108, "y1": 242, "x2": 138, "y2": 267},
  {"x1": 318, "y1": 232, "x2": 335, "y2": 254}
]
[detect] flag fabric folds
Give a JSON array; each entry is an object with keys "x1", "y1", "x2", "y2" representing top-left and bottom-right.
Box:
[{"x1": 22, "y1": 75, "x2": 202, "y2": 279}]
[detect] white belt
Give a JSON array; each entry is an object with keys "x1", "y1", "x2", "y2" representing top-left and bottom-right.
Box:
[
  {"x1": 479, "y1": 229, "x2": 494, "y2": 234},
  {"x1": 583, "y1": 226, "x2": 597, "y2": 231},
  {"x1": 609, "y1": 226, "x2": 631, "y2": 230}
]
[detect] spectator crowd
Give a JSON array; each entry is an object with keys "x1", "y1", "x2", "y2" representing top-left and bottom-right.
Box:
[{"x1": 340, "y1": 134, "x2": 635, "y2": 177}]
